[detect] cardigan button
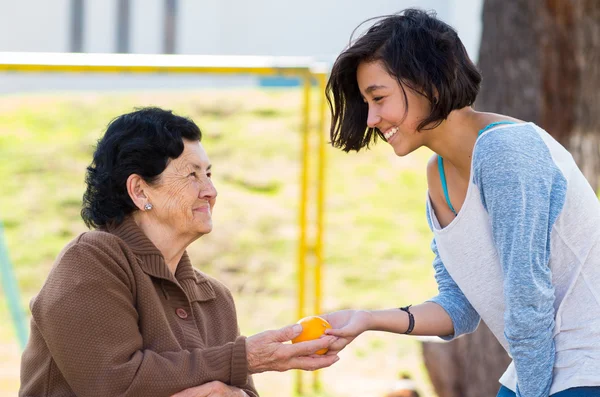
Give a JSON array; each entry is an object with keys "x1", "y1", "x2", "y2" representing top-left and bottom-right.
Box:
[{"x1": 176, "y1": 308, "x2": 188, "y2": 319}]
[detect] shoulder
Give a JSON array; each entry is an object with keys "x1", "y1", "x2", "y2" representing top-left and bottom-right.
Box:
[
  {"x1": 426, "y1": 153, "x2": 440, "y2": 183},
  {"x1": 51, "y1": 230, "x2": 136, "y2": 285},
  {"x1": 32, "y1": 231, "x2": 136, "y2": 314},
  {"x1": 471, "y1": 123, "x2": 564, "y2": 188},
  {"x1": 426, "y1": 153, "x2": 453, "y2": 222},
  {"x1": 426, "y1": 153, "x2": 444, "y2": 201},
  {"x1": 76, "y1": 229, "x2": 127, "y2": 249},
  {"x1": 57, "y1": 230, "x2": 132, "y2": 265},
  {"x1": 474, "y1": 123, "x2": 548, "y2": 169}
]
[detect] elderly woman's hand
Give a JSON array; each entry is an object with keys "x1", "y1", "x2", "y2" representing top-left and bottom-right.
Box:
[
  {"x1": 246, "y1": 323, "x2": 339, "y2": 374},
  {"x1": 170, "y1": 381, "x2": 248, "y2": 397}
]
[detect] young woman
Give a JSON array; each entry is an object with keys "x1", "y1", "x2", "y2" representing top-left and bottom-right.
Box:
[{"x1": 321, "y1": 9, "x2": 600, "y2": 397}]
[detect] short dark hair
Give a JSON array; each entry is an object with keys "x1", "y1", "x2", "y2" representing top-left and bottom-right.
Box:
[
  {"x1": 327, "y1": 8, "x2": 482, "y2": 152},
  {"x1": 81, "y1": 107, "x2": 202, "y2": 229}
]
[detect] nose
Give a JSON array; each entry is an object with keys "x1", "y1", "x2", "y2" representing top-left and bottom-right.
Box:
[
  {"x1": 199, "y1": 178, "x2": 218, "y2": 201},
  {"x1": 366, "y1": 106, "x2": 381, "y2": 129}
]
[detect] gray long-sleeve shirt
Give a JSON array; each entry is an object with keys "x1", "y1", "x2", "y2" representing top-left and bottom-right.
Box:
[{"x1": 426, "y1": 123, "x2": 600, "y2": 396}]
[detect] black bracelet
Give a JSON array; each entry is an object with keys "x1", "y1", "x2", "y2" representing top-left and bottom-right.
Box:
[{"x1": 399, "y1": 305, "x2": 415, "y2": 334}]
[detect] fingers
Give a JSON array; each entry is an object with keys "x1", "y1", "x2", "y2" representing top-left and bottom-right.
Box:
[
  {"x1": 286, "y1": 335, "x2": 337, "y2": 356},
  {"x1": 288, "y1": 354, "x2": 340, "y2": 371},
  {"x1": 328, "y1": 336, "x2": 353, "y2": 353},
  {"x1": 271, "y1": 324, "x2": 303, "y2": 343},
  {"x1": 324, "y1": 327, "x2": 352, "y2": 337}
]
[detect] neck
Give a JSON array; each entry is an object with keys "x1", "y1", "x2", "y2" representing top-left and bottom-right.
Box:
[
  {"x1": 132, "y1": 213, "x2": 197, "y2": 274},
  {"x1": 424, "y1": 108, "x2": 501, "y2": 180}
]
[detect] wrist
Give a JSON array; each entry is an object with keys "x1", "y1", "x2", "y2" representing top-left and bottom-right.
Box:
[
  {"x1": 370, "y1": 308, "x2": 409, "y2": 333},
  {"x1": 369, "y1": 309, "x2": 385, "y2": 332},
  {"x1": 245, "y1": 336, "x2": 259, "y2": 375},
  {"x1": 360, "y1": 309, "x2": 376, "y2": 332},
  {"x1": 399, "y1": 305, "x2": 415, "y2": 334}
]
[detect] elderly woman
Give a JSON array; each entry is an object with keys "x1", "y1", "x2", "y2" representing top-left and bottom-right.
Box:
[{"x1": 19, "y1": 107, "x2": 338, "y2": 397}]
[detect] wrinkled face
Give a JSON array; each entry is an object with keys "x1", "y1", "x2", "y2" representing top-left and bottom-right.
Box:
[
  {"x1": 147, "y1": 140, "x2": 217, "y2": 237},
  {"x1": 357, "y1": 60, "x2": 431, "y2": 156}
]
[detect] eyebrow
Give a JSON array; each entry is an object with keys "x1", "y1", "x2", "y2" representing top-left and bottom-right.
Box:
[
  {"x1": 365, "y1": 84, "x2": 388, "y2": 94},
  {"x1": 191, "y1": 163, "x2": 212, "y2": 171}
]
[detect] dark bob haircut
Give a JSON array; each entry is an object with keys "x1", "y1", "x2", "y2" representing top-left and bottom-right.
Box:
[
  {"x1": 327, "y1": 8, "x2": 481, "y2": 152},
  {"x1": 81, "y1": 107, "x2": 202, "y2": 229}
]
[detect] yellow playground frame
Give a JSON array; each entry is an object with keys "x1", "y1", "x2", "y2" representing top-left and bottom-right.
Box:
[{"x1": 0, "y1": 52, "x2": 329, "y2": 394}]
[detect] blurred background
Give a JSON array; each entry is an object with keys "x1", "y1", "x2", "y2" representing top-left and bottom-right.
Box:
[
  {"x1": 1, "y1": 1, "x2": 598, "y2": 396},
  {"x1": 0, "y1": 0, "x2": 483, "y2": 93}
]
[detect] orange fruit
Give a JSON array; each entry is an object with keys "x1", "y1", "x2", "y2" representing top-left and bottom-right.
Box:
[{"x1": 291, "y1": 316, "x2": 332, "y2": 355}]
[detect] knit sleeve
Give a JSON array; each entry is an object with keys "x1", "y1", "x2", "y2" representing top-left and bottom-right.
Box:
[
  {"x1": 473, "y1": 126, "x2": 565, "y2": 397},
  {"x1": 426, "y1": 237, "x2": 481, "y2": 340},
  {"x1": 215, "y1": 275, "x2": 260, "y2": 397},
  {"x1": 30, "y1": 240, "x2": 251, "y2": 397}
]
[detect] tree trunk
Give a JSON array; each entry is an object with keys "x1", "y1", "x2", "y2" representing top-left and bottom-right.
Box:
[
  {"x1": 476, "y1": 0, "x2": 543, "y2": 123},
  {"x1": 477, "y1": 0, "x2": 600, "y2": 191},
  {"x1": 568, "y1": 0, "x2": 600, "y2": 190},
  {"x1": 421, "y1": 322, "x2": 510, "y2": 397},
  {"x1": 422, "y1": 1, "x2": 600, "y2": 396}
]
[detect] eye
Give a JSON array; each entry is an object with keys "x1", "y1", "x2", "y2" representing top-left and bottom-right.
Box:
[
  {"x1": 207, "y1": 172, "x2": 212, "y2": 178},
  {"x1": 373, "y1": 96, "x2": 384, "y2": 102},
  {"x1": 189, "y1": 172, "x2": 197, "y2": 178}
]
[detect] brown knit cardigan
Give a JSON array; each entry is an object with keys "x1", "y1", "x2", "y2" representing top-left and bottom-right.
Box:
[{"x1": 19, "y1": 216, "x2": 258, "y2": 396}]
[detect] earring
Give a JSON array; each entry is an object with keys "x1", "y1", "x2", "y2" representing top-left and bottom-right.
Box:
[{"x1": 144, "y1": 203, "x2": 153, "y2": 211}]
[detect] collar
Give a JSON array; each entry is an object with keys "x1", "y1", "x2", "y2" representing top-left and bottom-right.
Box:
[{"x1": 106, "y1": 216, "x2": 216, "y2": 302}]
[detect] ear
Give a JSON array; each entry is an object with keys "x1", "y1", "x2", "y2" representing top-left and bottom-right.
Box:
[{"x1": 126, "y1": 174, "x2": 149, "y2": 211}]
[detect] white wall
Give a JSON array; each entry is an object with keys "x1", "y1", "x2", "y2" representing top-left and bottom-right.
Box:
[
  {"x1": 84, "y1": 0, "x2": 117, "y2": 53},
  {"x1": 0, "y1": 0, "x2": 482, "y2": 58},
  {"x1": 131, "y1": 0, "x2": 162, "y2": 54},
  {"x1": 0, "y1": 0, "x2": 484, "y2": 93},
  {"x1": 178, "y1": 0, "x2": 452, "y2": 59},
  {"x1": 450, "y1": 0, "x2": 484, "y2": 62},
  {"x1": 0, "y1": 0, "x2": 70, "y2": 52}
]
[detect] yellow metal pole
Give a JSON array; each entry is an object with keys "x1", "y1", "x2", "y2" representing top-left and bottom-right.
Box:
[
  {"x1": 296, "y1": 72, "x2": 312, "y2": 395},
  {"x1": 312, "y1": 72, "x2": 328, "y2": 392}
]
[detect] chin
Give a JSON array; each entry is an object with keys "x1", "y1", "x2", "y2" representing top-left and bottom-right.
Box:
[
  {"x1": 189, "y1": 221, "x2": 212, "y2": 236},
  {"x1": 392, "y1": 143, "x2": 418, "y2": 157},
  {"x1": 191, "y1": 213, "x2": 213, "y2": 233},
  {"x1": 393, "y1": 147, "x2": 410, "y2": 157},
  {"x1": 198, "y1": 224, "x2": 213, "y2": 235}
]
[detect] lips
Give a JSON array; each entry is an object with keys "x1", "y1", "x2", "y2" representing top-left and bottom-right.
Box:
[{"x1": 193, "y1": 204, "x2": 211, "y2": 213}]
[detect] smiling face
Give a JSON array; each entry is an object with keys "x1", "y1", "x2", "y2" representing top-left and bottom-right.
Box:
[
  {"x1": 145, "y1": 139, "x2": 217, "y2": 237},
  {"x1": 356, "y1": 60, "x2": 433, "y2": 156}
]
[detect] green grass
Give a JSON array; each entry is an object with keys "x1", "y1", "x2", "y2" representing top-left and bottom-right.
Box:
[{"x1": 0, "y1": 89, "x2": 438, "y2": 397}]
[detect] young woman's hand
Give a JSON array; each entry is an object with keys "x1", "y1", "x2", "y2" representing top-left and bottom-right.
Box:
[
  {"x1": 170, "y1": 381, "x2": 248, "y2": 397},
  {"x1": 246, "y1": 324, "x2": 339, "y2": 374},
  {"x1": 320, "y1": 310, "x2": 373, "y2": 355}
]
